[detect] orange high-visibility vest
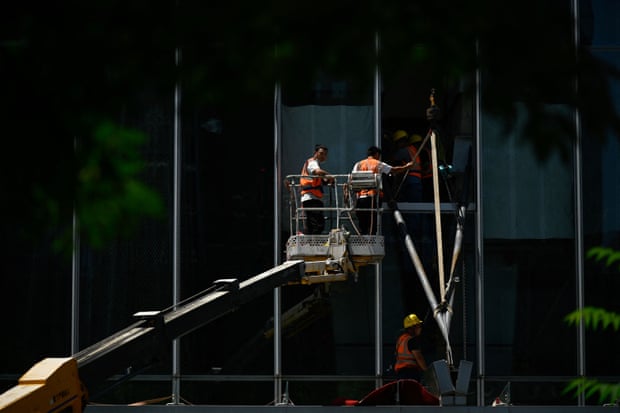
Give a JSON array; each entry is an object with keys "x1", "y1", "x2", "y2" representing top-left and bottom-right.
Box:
[
  {"x1": 300, "y1": 157, "x2": 324, "y2": 198},
  {"x1": 406, "y1": 146, "x2": 424, "y2": 179},
  {"x1": 356, "y1": 157, "x2": 382, "y2": 198},
  {"x1": 394, "y1": 332, "x2": 419, "y2": 371},
  {"x1": 408, "y1": 145, "x2": 433, "y2": 179}
]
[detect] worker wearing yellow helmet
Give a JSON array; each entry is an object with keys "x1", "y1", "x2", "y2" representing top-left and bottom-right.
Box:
[
  {"x1": 409, "y1": 134, "x2": 423, "y2": 144},
  {"x1": 394, "y1": 313, "x2": 428, "y2": 381},
  {"x1": 392, "y1": 129, "x2": 409, "y2": 143}
]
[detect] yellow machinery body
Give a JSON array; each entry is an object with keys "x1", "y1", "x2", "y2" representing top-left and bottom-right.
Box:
[
  {"x1": 0, "y1": 261, "x2": 305, "y2": 412},
  {"x1": 0, "y1": 357, "x2": 86, "y2": 412}
]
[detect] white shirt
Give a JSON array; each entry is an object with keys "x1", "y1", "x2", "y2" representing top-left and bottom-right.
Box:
[{"x1": 351, "y1": 158, "x2": 391, "y2": 199}]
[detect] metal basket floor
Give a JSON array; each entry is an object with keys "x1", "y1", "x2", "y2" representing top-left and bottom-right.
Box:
[{"x1": 286, "y1": 234, "x2": 384, "y2": 265}]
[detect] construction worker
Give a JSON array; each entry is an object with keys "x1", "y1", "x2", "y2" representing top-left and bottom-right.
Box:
[
  {"x1": 389, "y1": 130, "x2": 425, "y2": 245},
  {"x1": 394, "y1": 313, "x2": 428, "y2": 381},
  {"x1": 391, "y1": 130, "x2": 424, "y2": 203},
  {"x1": 300, "y1": 144, "x2": 333, "y2": 234},
  {"x1": 409, "y1": 134, "x2": 434, "y2": 202},
  {"x1": 396, "y1": 130, "x2": 446, "y2": 203},
  {"x1": 351, "y1": 146, "x2": 414, "y2": 234}
]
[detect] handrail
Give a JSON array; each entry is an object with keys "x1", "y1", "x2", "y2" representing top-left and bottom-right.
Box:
[{"x1": 284, "y1": 173, "x2": 382, "y2": 236}]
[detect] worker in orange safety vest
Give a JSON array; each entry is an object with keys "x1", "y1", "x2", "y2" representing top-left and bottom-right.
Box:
[
  {"x1": 394, "y1": 313, "x2": 428, "y2": 382},
  {"x1": 299, "y1": 144, "x2": 333, "y2": 234},
  {"x1": 391, "y1": 130, "x2": 424, "y2": 203},
  {"x1": 351, "y1": 146, "x2": 413, "y2": 234}
]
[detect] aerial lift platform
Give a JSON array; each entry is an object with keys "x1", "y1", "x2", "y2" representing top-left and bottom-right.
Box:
[{"x1": 284, "y1": 171, "x2": 385, "y2": 284}]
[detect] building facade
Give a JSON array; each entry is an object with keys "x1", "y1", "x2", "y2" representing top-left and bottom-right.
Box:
[{"x1": 1, "y1": 0, "x2": 618, "y2": 410}]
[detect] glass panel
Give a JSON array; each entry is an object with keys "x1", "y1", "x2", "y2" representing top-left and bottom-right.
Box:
[
  {"x1": 280, "y1": 74, "x2": 376, "y2": 376},
  {"x1": 175, "y1": 380, "x2": 274, "y2": 405},
  {"x1": 481, "y1": 105, "x2": 577, "y2": 376},
  {"x1": 177, "y1": 58, "x2": 277, "y2": 376},
  {"x1": 89, "y1": 380, "x2": 173, "y2": 405},
  {"x1": 79, "y1": 93, "x2": 174, "y2": 376},
  {"x1": 582, "y1": 0, "x2": 620, "y2": 46},
  {"x1": 380, "y1": 58, "x2": 477, "y2": 380},
  {"x1": 582, "y1": 50, "x2": 620, "y2": 379},
  {"x1": 1, "y1": 239, "x2": 72, "y2": 373}
]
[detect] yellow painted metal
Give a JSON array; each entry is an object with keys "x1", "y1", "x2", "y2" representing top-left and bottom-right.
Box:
[{"x1": 0, "y1": 357, "x2": 85, "y2": 413}]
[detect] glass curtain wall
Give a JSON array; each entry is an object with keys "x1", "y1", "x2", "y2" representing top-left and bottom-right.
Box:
[
  {"x1": 479, "y1": 0, "x2": 620, "y2": 406},
  {"x1": 273, "y1": 40, "x2": 479, "y2": 405},
  {"x1": 277, "y1": 74, "x2": 379, "y2": 403},
  {"x1": 478, "y1": 0, "x2": 580, "y2": 404},
  {"x1": 380, "y1": 71, "x2": 478, "y2": 403},
  {"x1": 7, "y1": 2, "x2": 620, "y2": 408},
  {"x1": 480, "y1": 107, "x2": 577, "y2": 404}
]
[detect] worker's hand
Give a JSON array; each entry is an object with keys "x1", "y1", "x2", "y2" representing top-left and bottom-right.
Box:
[
  {"x1": 324, "y1": 175, "x2": 335, "y2": 185},
  {"x1": 406, "y1": 161, "x2": 415, "y2": 169}
]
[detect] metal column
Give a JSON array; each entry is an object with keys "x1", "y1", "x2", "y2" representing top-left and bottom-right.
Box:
[
  {"x1": 571, "y1": 0, "x2": 586, "y2": 406},
  {"x1": 373, "y1": 32, "x2": 383, "y2": 388},
  {"x1": 171, "y1": 46, "x2": 183, "y2": 405},
  {"x1": 273, "y1": 81, "x2": 284, "y2": 404},
  {"x1": 474, "y1": 40, "x2": 486, "y2": 407}
]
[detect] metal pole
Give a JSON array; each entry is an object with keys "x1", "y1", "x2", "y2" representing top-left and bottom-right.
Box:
[
  {"x1": 373, "y1": 31, "x2": 383, "y2": 388},
  {"x1": 474, "y1": 39, "x2": 485, "y2": 407},
  {"x1": 273, "y1": 81, "x2": 283, "y2": 404},
  {"x1": 171, "y1": 46, "x2": 182, "y2": 405},
  {"x1": 71, "y1": 205, "x2": 80, "y2": 354},
  {"x1": 374, "y1": 32, "x2": 381, "y2": 146},
  {"x1": 571, "y1": 0, "x2": 586, "y2": 406}
]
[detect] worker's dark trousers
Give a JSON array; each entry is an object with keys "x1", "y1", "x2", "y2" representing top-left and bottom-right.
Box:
[
  {"x1": 302, "y1": 199, "x2": 325, "y2": 234},
  {"x1": 396, "y1": 367, "x2": 423, "y2": 382},
  {"x1": 355, "y1": 196, "x2": 380, "y2": 235}
]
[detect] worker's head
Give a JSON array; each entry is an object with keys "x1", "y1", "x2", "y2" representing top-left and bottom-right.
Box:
[
  {"x1": 410, "y1": 134, "x2": 422, "y2": 144},
  {"x1": 314, "y1": 144, "x2": 328, "y2": 161},
  {"x1": 403, "y1": 313, "x2": 423, "y2": 329},
  {"x1": 367, "y1": 146, "x2": 382, "y2": 159},
  {"x1": 392, "y1": 130, "x2": 408, "y2": 143}
]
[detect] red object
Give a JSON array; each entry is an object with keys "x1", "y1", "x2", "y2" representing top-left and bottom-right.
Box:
[
  {"x1": 330, "y1": 397, "x2": 359, "y2": 406},
  {"x1": 356, "y1": 379, "x2": 440, "y2": 406}
]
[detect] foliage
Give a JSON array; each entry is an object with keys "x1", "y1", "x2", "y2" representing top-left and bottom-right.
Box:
[
  {"x1": 565, "y1": 307, "x2": 620, "y2": 332},
  {"x1": 564, "y1": 378, "x2": 620, "y2": 406},
  {"x1": 71, "y1": 122, "x2": 164, "y2": 250},
  {"x1": 563, "y1": 247, "x2": 620, "y2": 405},
  {"x1": 587, "y1": 247, "x2": 620, "y2": 272}
]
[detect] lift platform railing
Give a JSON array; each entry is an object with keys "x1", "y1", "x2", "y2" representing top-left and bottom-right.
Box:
[
  {"x1": 284, "y1": 173, "x2": 384, "y2": 235},
  {"x1": 283, "y1": 173, "x2": 385, "y2": 283}
]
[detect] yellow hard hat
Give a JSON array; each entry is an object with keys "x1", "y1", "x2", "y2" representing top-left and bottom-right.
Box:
[
  {"x1": 403, "y1": 313, "x2": 423, "y2": 328},
  {"x1": 392, "y1": 129, "x2": 408, "y2": 142},
  {"x1": 410, "y1": 134, "x2": 422, "y2": 143}
]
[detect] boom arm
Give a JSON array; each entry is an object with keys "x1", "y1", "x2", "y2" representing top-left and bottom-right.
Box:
[{"x1": 0, "y1": 260, "x2": 304, "y2": 412}]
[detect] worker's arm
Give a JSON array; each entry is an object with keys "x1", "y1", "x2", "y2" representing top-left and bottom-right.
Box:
[
  {"x1": 412, "y1": 350, "x2": 428, "y2": 371},
  {"x1": 312, "y1": 169, "x2": 335, "y2": 185},
  {"x1": 312, "y1": 167, "x2": 330, "y2": 176},
  {"x1": 308, "y1": 161, "x2": 334, "y2": 183},
  {"x1": 389, "y1": 160, "x2": 414, "y2": 175}
]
